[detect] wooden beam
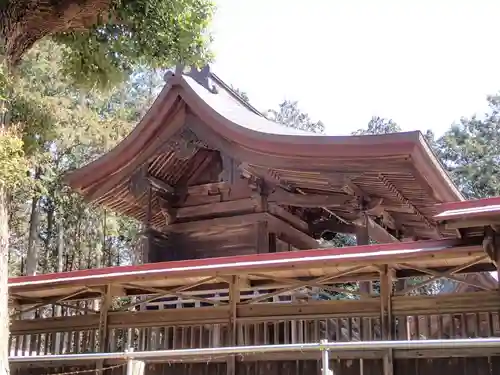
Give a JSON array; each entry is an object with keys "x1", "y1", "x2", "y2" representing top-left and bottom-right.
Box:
[
  {"x1": 354, "y1": 216, "x2": 399, "y2": 244},
  {"x1": 266, "y1": 214, "x2": 319, "y2": 249},
  {"x1": 399, "y1": 263, "x2": 492, "y2": 291},
  {"x1": 364, "y1": 197, "x2": 397, "y2": 230},
  {"x1": 268, "y1": 204, "x2": 309, "y2": 232},
  {"x1": 187, "y1": 181, "x2": 229, "y2": 195},
  {"x1": 267, "y1": 188, "x2": 352, "y2": 208},
  {"x1": 164, "y1": 212, "x2": 268, "y2": 232},
  {"x1": 12, "y1": 290, "x2": 500, "y2": 336},
  {"x1": 147, "y1": 175, "x2": 175, "y2": 194},
  {"x1": 447, "y1": 218, "x2": 500, "y2": 230},
  {"x1": 185, "y1": 150, "x2": 217, "y2": 185},
  {"x1": 343, "y1": 181, "x2": 398, "y2": 231},
  {"x1": 395, "y1": 255, "x2": 488, "y2": 296},
  {"x1": 119, "y1": 276, "x2": 220, "y2": 310},
  {"x1": 129, "y1": 164, "x2": 149, "y2": 198},
  {"x1": 175, "y1": 198, "x2": 257, "y2": 220},
  {"x1": 378, "y1": 175, "x2": 438, "y2": 234},
  {"x1": 309, "y1": 219, "x2": 357, "y2": 235}
]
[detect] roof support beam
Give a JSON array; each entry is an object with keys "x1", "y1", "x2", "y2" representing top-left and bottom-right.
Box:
[
  {"x1": 148, "y1": 176, "x2": 175, "y2": 194},
  {"x1": 354, "y1": 215, "x2": 399, "y2": 244},
  {"x1": 444, "y1": 218, "x2": 500, "y2": 230},
  {"x1": 309, "y1": 220, "x2": 357, "y2": 235},
  {"x1": 342, "y1": 181, "x2": 401, "y2": 244},
  {"x1": 266, "y1": 214, "x2": 319, "y2": 250},
  {"x1": 267, "y1": 188, "x2": 352, "y2": 208},
  {"x1": 377, "y1": 175, "x2": 441, "y2": 239},
  {"x1": 482, "y1": 226, "x2": 500, "y2": 267},
  {"x1": 378, "y1": 175, "x2": 435, "y2": 229},
  {"x1": 343, "y1": 181, "x2": 398, "y2": 231}
]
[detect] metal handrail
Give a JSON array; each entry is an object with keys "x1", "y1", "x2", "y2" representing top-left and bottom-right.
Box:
[{"x1": 9, "y1": 338, "x2": 500, "y2": 363}]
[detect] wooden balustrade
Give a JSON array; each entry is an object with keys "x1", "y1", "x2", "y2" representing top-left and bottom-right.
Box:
[{"x1": 9, "y1": 290, "x2": 500, "y2": 357}]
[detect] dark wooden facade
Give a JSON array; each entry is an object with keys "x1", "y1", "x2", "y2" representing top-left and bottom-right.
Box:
[{"x1": 8, "y1": 66, "x2": 500, "y2": 375}]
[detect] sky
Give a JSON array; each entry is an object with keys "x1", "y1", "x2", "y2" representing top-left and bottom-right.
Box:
[{"x1": 211, "y1": 1, "x2": 500, "y2": 136}]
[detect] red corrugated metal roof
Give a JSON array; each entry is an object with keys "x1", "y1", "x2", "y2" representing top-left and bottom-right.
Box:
[
  {"x1": 435, "y1": 196, "x2": 500, "y2": 221},
  {"x1": 8, "y1": 238, "x2": 467, "y2": 289}
]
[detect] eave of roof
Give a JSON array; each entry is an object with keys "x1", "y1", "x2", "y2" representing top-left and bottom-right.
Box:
[
  {"x1": 8, "y1": 238, "x2": 474, "y2": 291},
  {"x1": 65, "y1": 68, "x2": 463, "y2": 206},
  {"x1": 435, "y1": 196, "x2": 500, "y2": 221}
]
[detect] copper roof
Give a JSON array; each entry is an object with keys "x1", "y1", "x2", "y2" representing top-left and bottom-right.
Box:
[{"x1": 65, "y1": 66, "x2": 463, "y2": 239}]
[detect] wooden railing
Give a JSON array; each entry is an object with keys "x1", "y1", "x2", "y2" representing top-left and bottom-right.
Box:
[{"x1": 9, "y1": 290, "x2": 500, "y2": 357}]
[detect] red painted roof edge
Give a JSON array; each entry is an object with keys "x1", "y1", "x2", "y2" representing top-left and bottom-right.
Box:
[
  {"x1": 9, "y1": 238, "x2": 464, "y2": 288},
  {"x1": 436, "y1": 196, "x2": 500, "y2": 214}
]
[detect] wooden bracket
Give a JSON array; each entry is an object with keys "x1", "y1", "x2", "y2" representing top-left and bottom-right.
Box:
[{"x1": 483, "y1": 226, "x2": 500, "y2": 267}]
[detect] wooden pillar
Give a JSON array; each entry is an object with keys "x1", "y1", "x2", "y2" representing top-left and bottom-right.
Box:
[
  {"x1": 269, "y1": 232, "x2": 277, "y2": 253},
  {"x1": 356, "y1": 222, "x2": 371, "y2": 375},
  {"x1": 254, "y1": 186, "x2": 270, "y2": 254},
  {"x1": 395, "y1": 278, "x2": 409, "y2": 340},
  {"x1": 491, "y1": 229, "x2": 500, "y2": 332},
  {"x1": 96, "y1": 284, "x2": 112, "y2": 373},
  {"x1": 355, "y1": 223, "x2": 372, "y2": 329},
  {"x1": 142, "y1": 186, "x2": 153, "y2": 263},
  {"x1": 380, "y1": 265, "x2": 394, "y2": 375},
  {"x1": 255, "y1": 221, "x2": 270, "y2": 253},
  {"x1": 227, "y1": 275, "x2": 240, "y2": 375}
]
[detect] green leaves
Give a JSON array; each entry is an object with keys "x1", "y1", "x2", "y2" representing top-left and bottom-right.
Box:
[
  {"x1": 52, "y1": 0, "x2": 215, "y2": 89},
  {"x1": 352, "y1": 117, "x2": 401, "y2": 135},
  {"x1": 435, "y1": 107, "x2": 500, "y2": 199},
  {"x1": 267, "y1": 100, "x2": 325, "y2": 134},
  {"x1": 0, "y1": 130, "x2": 28, "y2": 190}
]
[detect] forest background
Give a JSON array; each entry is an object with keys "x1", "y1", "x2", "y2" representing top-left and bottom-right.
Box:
[{"x1": 6, "y1": 40, "x2": 500, "y2": 280}]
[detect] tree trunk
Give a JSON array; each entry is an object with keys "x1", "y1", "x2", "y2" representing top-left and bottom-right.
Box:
[
  {"x1": 0, "y1": 186, "x2": 10, "y2": 375},
  {"x1": 54, "y1": 220, "x2": 64, "y2": 353},
  {"x1": 0, "y1": 0, "x2": 112, "y2": 66},
  {"x1": 25, "y1": 194, "x2": 39, "y2": 276},
  {"x1": 21, "y1": 193, "x2": 39, "y2": 352}
]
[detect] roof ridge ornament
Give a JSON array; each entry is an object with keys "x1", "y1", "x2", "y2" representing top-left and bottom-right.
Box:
[
  {"x1": 167, "y1": 64, "x2": 218, "y2": 94},
  {"x1": 186, "y1": 65, "x2": 218, "y2": 94}
]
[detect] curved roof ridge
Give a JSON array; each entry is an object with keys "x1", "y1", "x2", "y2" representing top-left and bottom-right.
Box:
[{"x1": 209, "y1": 71, "x2": 265, "y2": 118}]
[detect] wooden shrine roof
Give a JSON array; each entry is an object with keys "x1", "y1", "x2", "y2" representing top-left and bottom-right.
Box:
[
  {"x1": 64, "y1": 66, "x2": 463, "y2": 239},
  {"x1": 9, "y1": 237, "x2": 488, "y2": 304}
]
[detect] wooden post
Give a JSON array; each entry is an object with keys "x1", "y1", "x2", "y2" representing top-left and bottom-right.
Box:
[
  {"x1": 492, "y1": 230, "x2": 500, "y2": 340},
  {"x1": 355, "y1": 223, "x2": 372, "y2": 326},
  {"x1": 395, "y1": 279, "x2": 409, "y2": 340},
  {"x1": 380, "y1": 265, "x2": 394, "y2": 375},
  {"x1": 143, "y1": 186, "x2": 153, "y2": 263},
  {"x1": 96, "y1": 284, "x2": 112, "y2": 373},
  {"x1": 227, "y1": 275, "x2": 240, "y2": 375},
  {"x1": 255, "y1": 221, "x2": 269, "y2": 253},
  {"x1": 269, "y1": 232, "x2": 277, "y2": 253},
  {"x1": 356, "y1": 223, "x2": 371, "y2": 375}
]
